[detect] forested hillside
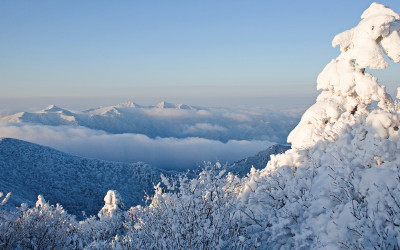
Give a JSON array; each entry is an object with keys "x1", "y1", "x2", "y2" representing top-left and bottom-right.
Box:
[{"x1": 0, "y1": 138, "x2": 171, "y2": 217}]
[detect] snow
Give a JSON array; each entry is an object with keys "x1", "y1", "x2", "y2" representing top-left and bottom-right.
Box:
[
  {"x1": 381, "y1": 27, "x2": 400, "y2": 63},
  {"x1": 333, "y1": 3, "x2": 400, "y2": 69}
]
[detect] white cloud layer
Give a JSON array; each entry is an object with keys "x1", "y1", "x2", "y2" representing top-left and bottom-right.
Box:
[
  {"x1": 0, "y1": 122, "x2": 274, "y2": 170},
  {"x1": 0, "y1": 102, "x2": 301, "y2": 144}
]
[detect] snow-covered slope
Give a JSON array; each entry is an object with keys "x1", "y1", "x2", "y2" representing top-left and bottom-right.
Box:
[
  {"x1": 0, "y1": 137, "x2": 172, "y2": 218},
  {"x1": 0, "y1": 101, "x2": 297, "y2": 143}
]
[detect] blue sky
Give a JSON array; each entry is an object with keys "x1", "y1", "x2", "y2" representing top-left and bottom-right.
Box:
[{"x1": 1, "y1": 0, "x2": 400, "y2": 108}]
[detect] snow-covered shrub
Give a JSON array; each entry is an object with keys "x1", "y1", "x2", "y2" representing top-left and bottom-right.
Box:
[
  {"x1": 0, "y1": 195, "x2": 79, "y2": 249},
  {"x1": 0, "y1": 192, "x2": 14, "y2": 249},
  {"x1": 236, "y1": 164, "x2": 315, "y2": 248},
  {"x1": 322, "y1": 163, "x2": 400, "y2": 249},
  {"x1": 79, "y1": 190, "x2": 127, "y2": 247},
  {"x1": 117, "y1": 163, "x2": 248, "y2": 249}
]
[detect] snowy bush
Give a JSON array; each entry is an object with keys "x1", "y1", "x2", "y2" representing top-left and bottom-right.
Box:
[
  {"x1": 117, "y1": 163, "x2": 249, "y2": 249},
  {"x1": 0, "y1": 195, "x2": 80, "y2": 249},
  {"x1": 79, "y1": 190, "x2": 127, "y2": 247},
  {"x1": 236, "y1": 164, "x2": 315, "y2": 248},
  {"x1": 323, "y1": 163, "x2": 400, "y2": 249}
]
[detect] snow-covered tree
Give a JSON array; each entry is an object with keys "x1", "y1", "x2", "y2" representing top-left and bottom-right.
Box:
[
  {"x1": 237, "y1": 2, "x2": 400, "y2": 248},
  {"x1": 266, "y1": 2, "x2": 400, "y2": 171},
  {"x1": 117, "y1": 163, "x2": 249, "y2": 249},
  {"x1": 98, "y1": 190, "x2": 125, "y2": 219},
  {"x1": 79, "y1": 190, "x2": 127, "y2": 247},
  {"x1": 0, "y1": 195, "x2": 79, "y2": 249}
]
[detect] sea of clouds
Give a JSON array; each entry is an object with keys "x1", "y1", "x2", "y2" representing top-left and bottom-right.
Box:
[
  {"x1": 0, "y1": 103, "x2": 303, "y2": 170},
  {"x1": 0, "y1": 122, "x2": 276, "y2": 170}
]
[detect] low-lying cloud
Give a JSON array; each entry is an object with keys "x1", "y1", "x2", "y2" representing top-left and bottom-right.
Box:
[
  {"x1": 0, "y1": 122, "x2": 274, "y2": 170},
  {"x1": 0, "y1": 102, "x2": 301, "y2": 144}
]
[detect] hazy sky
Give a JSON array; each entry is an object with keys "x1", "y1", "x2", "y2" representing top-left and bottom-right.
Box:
[{"x1": 1, "y1": 0, "x2": 400, "y2": 108}]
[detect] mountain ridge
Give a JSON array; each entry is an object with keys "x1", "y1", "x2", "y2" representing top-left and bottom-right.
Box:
[{"x1": 0, "y1": 137, "x2": 174, "y2": 218}]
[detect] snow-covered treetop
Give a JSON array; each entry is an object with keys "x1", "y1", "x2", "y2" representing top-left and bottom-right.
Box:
[
  {"x1": 317, "y1": 2, "x2": 400, "y2": 99},
  {"x1": 333, "y1": 2, "x2": 400, "y2": 69},
  {"x1": 286, "y1": 3, "x2": 400, "y2": 151},
  {"x1": 98, "y1": 190, "x2": 125, "y2": 219},
  {"x1": 36, "y1": 195, "x2": 47, "y2": 207}
]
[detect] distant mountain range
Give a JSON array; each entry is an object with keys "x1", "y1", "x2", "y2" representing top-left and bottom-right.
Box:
[
  {"x1": 1, "y1": 101, "x2": 196, "y2": 126},
  {"x1": 0, "y1": 101, "x2": 297, "y2": 143},
  {"x1": 0, "y1": 137, "x2": 289, "y2": 217}
]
